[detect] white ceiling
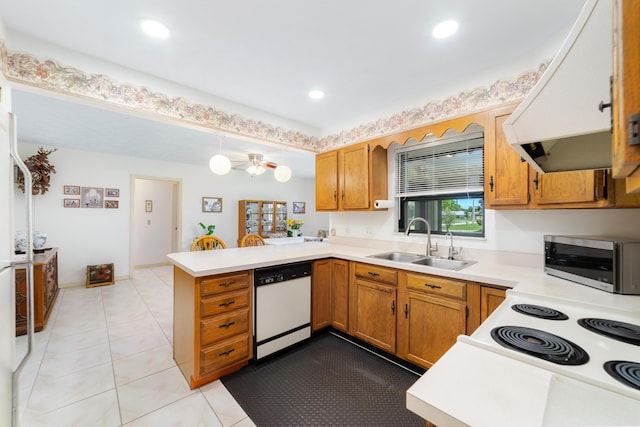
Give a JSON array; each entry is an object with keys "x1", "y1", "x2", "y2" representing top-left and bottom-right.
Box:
[{"x1": 1, "y1": 0, "x2": 587, "y2": 178}]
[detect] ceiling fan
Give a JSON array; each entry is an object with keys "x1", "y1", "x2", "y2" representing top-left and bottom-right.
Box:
[{"x1": 232, "y1": 153, "x2": 292, "y2": 181}]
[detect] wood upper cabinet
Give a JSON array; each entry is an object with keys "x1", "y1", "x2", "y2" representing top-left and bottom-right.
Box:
[
  {"x1": 315, "y1": 143, "x2": 388, "y2": 211},
  {"x1": 351, "y1": 263, "x2": 397, "y2": 353},
  {"x1": 315, "y1": 151, "x2": 339, "y2": 210},
  {"x1": 485, "y1": 110, "x2": 530, "y2": 208},
  {"x1": 398, "y1": 271, "x2": 467, "y2": 369},
  {"x1": 531, "y1": 169, "x2": 610, "y2": 207},
  {"x1": 612, "y1": 0, "x2": 640, "y2": 186}
]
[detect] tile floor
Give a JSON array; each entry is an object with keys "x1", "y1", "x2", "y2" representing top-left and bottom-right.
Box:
[{"x1": 15, "y1": 266, "x2": 255, "y2": 427}]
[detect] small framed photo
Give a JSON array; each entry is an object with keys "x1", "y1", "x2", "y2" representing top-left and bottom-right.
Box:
[
  {"x1": 86, "y1": 263, "x2": 114, "y2": 288},
  {"x1": 81, "y1": 187, "x2": 104, "y2": 208},
  {"x1": 105, "y1": 200, "x2": 119, "y2": 209},
  {"x1": 293, "y1": 202, "x2": 306, "y2": 214},
  {"x1": 202, "y1": 197, "x2": 223, "y2": 213},
  {"x1": 64, "y1": 198, "x2": 80, "y2": 208},
  {"x1": 145, "y1": 200, "x2": 153, "y2": 212},
  {"x1": 105, "y1": 188, "x2": 119, "y2": 197},
  {"x1": 64, "y1": 185, "x2": 80, "y2": 195}
]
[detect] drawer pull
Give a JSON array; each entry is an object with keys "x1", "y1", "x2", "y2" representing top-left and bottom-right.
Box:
[
  {"x1": 219, "y1": 280, "x2": 235, "y2": 287},
  {"x1": 219, "y1": 348, "x2": 235, "y2": 357},
  {"x1": 368, "y1": 272, "x2": 380, "y2": 277},
  {"x1": 219, "y1": 300, "x2": 236, "y2": 308},
  {"x1": 219, "y1": 321, "x2": 236, "y2": 329},
  {"x1": 425, "y1": 283, "x2": 442, "y2": 289}
]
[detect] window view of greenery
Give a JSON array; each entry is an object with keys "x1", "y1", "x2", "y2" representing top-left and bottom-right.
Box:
[
  {"x1": 395, "y1": 133, "x2": 484, "y2": 237},
  {"x1": 399, "y1": 195, "x2": 484, "y2": 237}
]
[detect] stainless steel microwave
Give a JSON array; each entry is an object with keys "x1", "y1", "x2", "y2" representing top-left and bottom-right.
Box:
[{"x1": 544, "y1": 235, "x2": 640, "y2": 295}]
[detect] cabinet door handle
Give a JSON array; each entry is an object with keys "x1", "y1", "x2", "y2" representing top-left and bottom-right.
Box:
[
  {"x1": 489, "y1": 176, "x2": 494, "y2": 192},
  {"x1": 333, "y1": 190, "x2": 337, "y2": 201},
  {"x1": 425, "y1": 283, "x2": 442, "y2": 289},
  {"x1": 219, "y1": 300, "x2": 235, "y2": 308},
  {"x1": 367, "y1": 271, "x2": 380, "y2": 277},
  {"x1": 341, "y1": 190, "x2": 345, "y2": 201},
  {"x1": 391, "y1": 300, "x2": 395, "y2": 314},
  {"x1": 219, "y1": 280, "x2": 235, "y2": 287},
  {"x1": 219, "y1": 348, "x2": 236, "y2": 357},
  {"x1": 404, "y1": 304, "x2": 409, "y2": 319},
  {"x1": 533, "y1": 172, "x2": 539, "y2": 190},
  {"x1": 219, "y1": 321, "x2": 236, "y2": 329}
]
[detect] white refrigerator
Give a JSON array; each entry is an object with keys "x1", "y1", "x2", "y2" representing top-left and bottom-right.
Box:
[{"x1": 1, "y1": 96, "x2": 34, "y2": 425}]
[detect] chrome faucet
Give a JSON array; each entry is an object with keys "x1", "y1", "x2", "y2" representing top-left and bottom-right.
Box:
[
  {"x1": 445, "y1": 232, "x2": 460, "y2": 260},
  {"x1": 405, "y1": 217, "x2": 437, "y2": 257}
]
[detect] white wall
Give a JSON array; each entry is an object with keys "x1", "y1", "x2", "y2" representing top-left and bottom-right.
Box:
[{"x1": 15, "y1": 143, "x2": 328, "y2": 286}]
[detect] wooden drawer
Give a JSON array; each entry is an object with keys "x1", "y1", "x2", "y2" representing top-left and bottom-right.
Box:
[
  {"x1": 200, "y1": 272, "x2": 249, "y2": 296},
  {"x1": 354, "y1": 263, "x2": 397, "y2": 285},
  {"x1": 200, "y1": 308, "x2": 250, "y2": 346},
  {"x1": 201, "y1": 289, "x2": 249, "y2": 317},
  {"x1": 406, "y1": 272, "x2": 466, "y2": 300},
  {"x1": 200, "y1": 333, "x2": 250, "y2": 376}
]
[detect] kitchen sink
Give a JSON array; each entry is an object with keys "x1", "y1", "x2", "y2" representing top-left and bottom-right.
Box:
[
  {"x1": 411, "y1": 257, "x2": 476, "y2": 271},
  {"x1": 367, "y1": 252, "x2": 476, "y2": 271},
  {"x1": 367, "y1": 252, "x2": 428, "y2": 263}
]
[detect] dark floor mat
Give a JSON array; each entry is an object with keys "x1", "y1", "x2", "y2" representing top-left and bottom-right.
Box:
[{"x1": 221, "y1": 333, "x2": 424, "y2": 426}]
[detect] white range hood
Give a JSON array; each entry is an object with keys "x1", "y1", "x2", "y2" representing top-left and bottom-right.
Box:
[{"x1": 503, "y1": 0, "x2": 613, "y2": 174}]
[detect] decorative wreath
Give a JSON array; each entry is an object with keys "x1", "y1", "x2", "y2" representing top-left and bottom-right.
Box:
[{"x1": 16, "y1": 147, "x2": 57, "y2": 195}]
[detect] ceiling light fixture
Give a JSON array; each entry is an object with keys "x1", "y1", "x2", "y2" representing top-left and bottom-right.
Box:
[
  {"x1": 274, "y1": 149, "x2": 292, "y2": 182},
  {"x1": 209, "y1": 135, "x2": 231, "y2": 175},
  {"x1": 246, "y1": 153, "x2": 266, "y2": 177},
  {"x1": 140, "y1": 19, "x2": 170, "y2": 39},
  {"x1": 432, "y1": 20, "x2": 459, "y2": 39},
  {"x1": 308, "y1": 90, "x2": 325, "y2": 100}
]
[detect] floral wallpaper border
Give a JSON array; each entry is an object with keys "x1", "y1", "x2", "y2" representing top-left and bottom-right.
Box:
[{"x1": 1, "y1": 39, "x2": 547, "y2": 152}]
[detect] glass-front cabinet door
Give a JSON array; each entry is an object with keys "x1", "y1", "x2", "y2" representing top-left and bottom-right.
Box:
[
  {"x1": 260, "y1": 201, "x2": 274, "y2": 236},
  {"x1": 275, "y1": 201, "x2": 287, "y2": 235},
  {"x1": 244, "y1": 201, "x2": 260, "y2": 235}
]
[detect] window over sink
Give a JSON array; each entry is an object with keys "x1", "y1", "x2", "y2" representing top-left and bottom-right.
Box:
[{"x1": 395, "y1": 129, "x2": 485, "y2": 237}]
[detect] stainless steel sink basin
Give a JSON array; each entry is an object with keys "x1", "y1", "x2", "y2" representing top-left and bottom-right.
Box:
[
  {"x1": 367, "y1": 252, "x2": 428, "y2": 263},
  {"x1": 411, "y1": 257, "x2": 476, "y2": 271},
  {"x1": 367, "y1": 252, "x2": 476, "y2": 271}
]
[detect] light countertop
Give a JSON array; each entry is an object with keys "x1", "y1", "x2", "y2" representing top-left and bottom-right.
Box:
[{"x1": 166, "y1": 241, "x2": 640, "y2": 425}]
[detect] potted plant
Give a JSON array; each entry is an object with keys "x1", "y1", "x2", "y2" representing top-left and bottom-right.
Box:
[
  {"x1": 287, "y1": 218, "x2": 304, "y2": 237},
  {"x1": 199, "y1": 222, "x2": 216, "y2": 235}
]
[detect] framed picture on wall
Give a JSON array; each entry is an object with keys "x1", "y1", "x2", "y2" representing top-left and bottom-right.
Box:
[
  {"x1": 105, "y1": 188, "x2": 119, "y2": 197},
  {"x1": 202, "y1": 197, "x2": 222, "y2": 213},
  {"x1": 105, "y1": 200, "x2": 119, "y2": 209},
  {"x1": 64, "y1": 185, "x2": 80, "y2": 195},
  {"x1": 145, "y1": 200, "x2": 153, "y2": 212},
  {"x1": 80, "y1": 187, "x2": 104, "y2": 208},
  {"x1": 293, "y1": 201, "x2": 306, "y2": 214},
  {"x1": 64, "y1": 198, "x2": 80, "y2": 208}
]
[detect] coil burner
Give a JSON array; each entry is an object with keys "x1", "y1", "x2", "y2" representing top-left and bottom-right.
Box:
[
  {"x1": 491, "y1": 326, "x2": 589, "y2": 366},
  {"x1": 604, "y1": 361, "x2": 640, "y2": 391},
  {"x1": 511, "y1": 304, "x2": 569, "y2": 320},
  {"x1": 578, "y1": 318, "x2": 640, "y2": 346}
]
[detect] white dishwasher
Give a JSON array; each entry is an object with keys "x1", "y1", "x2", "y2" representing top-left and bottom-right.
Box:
[{"x1": 254, "y1": 262, "x2": 312, "y2": 360}]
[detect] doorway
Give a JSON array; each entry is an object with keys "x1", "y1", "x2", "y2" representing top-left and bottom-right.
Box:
[{"x1": 131, "y1": 176, "x2": 182, "y2": 270}]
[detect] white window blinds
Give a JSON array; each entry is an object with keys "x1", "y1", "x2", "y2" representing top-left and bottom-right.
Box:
[{"x1": 395, "y1": 134, "x2": 484, "y2": 198}]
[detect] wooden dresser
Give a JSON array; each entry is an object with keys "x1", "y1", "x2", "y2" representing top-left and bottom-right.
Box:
[
  {"x1": 15, "y1": 248, "x2": 59, "y2": 336},
  {"x1": 173, "y1": 267, "x2": 253, "y2": 389}
]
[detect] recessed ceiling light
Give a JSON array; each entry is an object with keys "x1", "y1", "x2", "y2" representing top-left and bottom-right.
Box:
[
  {"x1": 432, "y1": 20, "x2": 459, "y2": 39},
  {"x1": 308, "y1": 90, "x2": 325, "y2": 100},
  {"x1": 140, "y1": 19, "x2": 170, "y2": 39}
]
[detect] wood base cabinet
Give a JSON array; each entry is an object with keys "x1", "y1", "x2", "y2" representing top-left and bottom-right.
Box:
[
  {"x1": 398, "y1": 271, "x2": 467, "y2": 369},
  {"x1": 16, "y1": 248, "x2": 59, "y2": 336},
  {"x1": 312, "y1": 259, "x2": 350, "y2": 333},
  {"x1": 351, "y1": 263, "x2": 397, "y2": 353},
  {"x1": 173, "y1": 268, "x2": 252, "y2": 389}
]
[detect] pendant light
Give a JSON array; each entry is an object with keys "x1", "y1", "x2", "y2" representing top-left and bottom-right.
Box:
[
  {"x1": 274, "y1": 149, "x2": 292, "y2": 182},
  {"x1": 209, "y1": 135, "x2": 231, "y2": 175}
]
